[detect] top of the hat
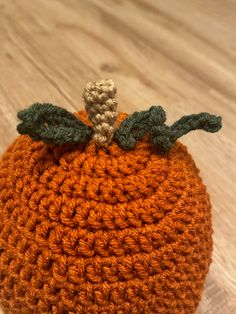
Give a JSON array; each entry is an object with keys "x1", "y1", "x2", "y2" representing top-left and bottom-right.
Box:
[{"x1": 17, "y1": 79, "x2": 222, "y2": 153}]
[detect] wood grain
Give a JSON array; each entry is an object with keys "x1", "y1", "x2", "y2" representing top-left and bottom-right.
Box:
[{"x1": 0, "y1": 0, "x2": 235, "y2": 313}]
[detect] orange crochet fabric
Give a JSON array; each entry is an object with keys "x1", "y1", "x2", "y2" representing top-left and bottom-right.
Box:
[{"x1": 0, "y1": 110, "x2": 213, "y2": 314}]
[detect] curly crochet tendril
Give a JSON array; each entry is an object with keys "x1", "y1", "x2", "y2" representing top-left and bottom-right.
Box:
[
  {"x1": 16, "y1": 79, "x2": 222, "y2": 151},
  {"x1": 115, "y1": 107, "x2": 222, "y2": 151}
]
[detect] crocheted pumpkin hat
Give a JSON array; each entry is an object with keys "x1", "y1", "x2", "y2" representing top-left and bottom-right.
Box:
[{"x1": 0, "y1": 80, "x2": 222, "y2": 314}]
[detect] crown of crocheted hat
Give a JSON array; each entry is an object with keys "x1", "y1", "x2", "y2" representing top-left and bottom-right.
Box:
[
  {"x1": 0, "y1": 79, "x2": 222, "y2": 314},
  {"x1": 17, "y1": 79, "x2": 221, "y2": 151}
]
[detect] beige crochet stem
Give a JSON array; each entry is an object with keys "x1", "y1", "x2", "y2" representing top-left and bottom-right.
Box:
[{"x1": 83, "y1": 79, "x2": 118, "y2": 147}]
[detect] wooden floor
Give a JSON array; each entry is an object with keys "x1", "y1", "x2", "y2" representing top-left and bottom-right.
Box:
[{"x1": 0, "y1": 0, "x2": 235, "y2": 313}]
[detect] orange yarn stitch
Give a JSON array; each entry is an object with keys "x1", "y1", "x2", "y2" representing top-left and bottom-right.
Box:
[{"x1": 0, "y1": 110, "x2": 213, "y2": 314}]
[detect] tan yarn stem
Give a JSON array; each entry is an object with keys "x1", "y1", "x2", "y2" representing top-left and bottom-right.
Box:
[{"x1": 83, "y1": 79, "x2": 118, "y2": 147}]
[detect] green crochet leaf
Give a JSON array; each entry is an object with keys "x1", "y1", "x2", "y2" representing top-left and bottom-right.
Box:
[
  {"x1": 115, "y1": 106, "x2": 222, "y2": 151},
  {"x1": 17, "y1": 103, "x2": 92, "y2": 145},
  {"x1": 114, "y1": 106, "x2": 166, "y2": 149}
]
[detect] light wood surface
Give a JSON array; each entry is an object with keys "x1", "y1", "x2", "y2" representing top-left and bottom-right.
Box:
[{"x1": 0, "y1": 0, "x2": 235, "y2": 313}]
